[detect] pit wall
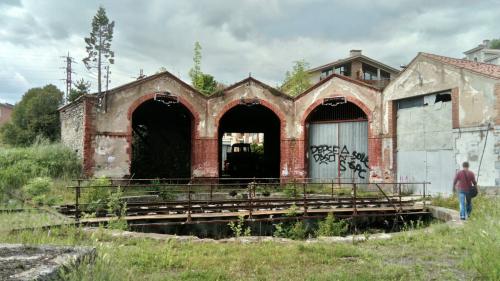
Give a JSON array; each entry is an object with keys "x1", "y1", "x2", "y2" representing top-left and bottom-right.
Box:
[
  {"x1": 382, "y1": 54, "x2": 500, "y2": 188},
  {"x1": 63, "y1": 73, "x2": 382, "y2": 179}
]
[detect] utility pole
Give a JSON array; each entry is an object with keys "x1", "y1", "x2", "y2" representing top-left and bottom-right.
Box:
[
  {"x1": 104, "y1": 65, "x2": 111, "y2": 93},
  {"x1": 136, "y1": 69, "x2": 145, "y2": 80},
  {"x1": 61, "y1": 52, "x2": 76, "y2": 103}
]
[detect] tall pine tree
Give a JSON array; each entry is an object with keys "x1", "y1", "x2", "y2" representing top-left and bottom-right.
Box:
[{"x1": 83, "y1": 6, "x2": 115, "y2": 95}]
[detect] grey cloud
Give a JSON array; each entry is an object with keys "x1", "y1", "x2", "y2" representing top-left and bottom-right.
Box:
[{"x1": 1, "y1": 0, "x2": 500, "y2": 103}]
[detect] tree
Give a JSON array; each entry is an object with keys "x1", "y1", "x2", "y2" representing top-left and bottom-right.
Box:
[
  {"x1": 83, "y1": 6, "x2": 115, "y2": 95},
  {"x1": 156, "y1": 66, "x2": 168, "y2": 74},
  {"x1": 68, "y1": 79, "x2": 91, "y2": 102},
  {"x1": 188, "y1": 42, "x2": 218, "y2": 95},
  {"x1": 280, "y1": 60, "x2": 312, "y2": 96},
  {"x1": 490, "y1": 39, "x2": 500, "y2": 49},
  {"x1": 0, "y1": 85, "x2": 63, "y2": 146}
]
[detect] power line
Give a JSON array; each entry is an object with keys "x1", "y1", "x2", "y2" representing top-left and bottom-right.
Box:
[{"x1": 60, "y1": 52, "x2": 76, "y2": 103}]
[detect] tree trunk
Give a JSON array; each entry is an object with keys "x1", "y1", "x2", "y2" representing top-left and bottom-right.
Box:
[{"x1": 97, "y1": 31, "x2": 102, "y2": 95}]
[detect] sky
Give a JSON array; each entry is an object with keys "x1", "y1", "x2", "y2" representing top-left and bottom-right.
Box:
[{"x1": 0, "y1": 0, "x2": 499, "y2": 104}]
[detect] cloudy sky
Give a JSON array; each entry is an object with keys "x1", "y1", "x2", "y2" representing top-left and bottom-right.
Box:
[{"x1": 1, "y1": 0, "x2": 499, "y2": 104}]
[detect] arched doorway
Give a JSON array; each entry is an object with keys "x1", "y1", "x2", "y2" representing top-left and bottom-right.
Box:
[
  {"x1": 130, "y1": 98, "x2": 193, "y2": 179},
  {"x1": 305, "y1": 100, "x2": 369, "y2": 182},
  {"x1": 218, "y1": 103, "x2": 281, "y2": 179}
]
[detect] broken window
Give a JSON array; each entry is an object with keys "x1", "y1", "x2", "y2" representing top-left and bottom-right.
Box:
[
  {"x1": 397, "y1": 90, "x2": 451, "y2": 109},
  {"x1": 435, "y1": 92, "x2": 451, "y2": 103},
  {"x1": 320, "y1": 68, "x2": 334, "y2": 80}
]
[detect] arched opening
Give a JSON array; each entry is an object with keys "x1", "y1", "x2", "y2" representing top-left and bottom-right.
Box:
[
  {"x1": 131, "y1": 99, "x2": 193, "y2": 179},
  {"x1": 218, "y1": 104, "x2": 281, "y2": 179},
  {"x1": 305, "y1": 100, "x2": 369, "y2": 182}
]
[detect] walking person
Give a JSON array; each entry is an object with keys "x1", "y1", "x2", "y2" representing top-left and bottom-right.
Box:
[{"x1": 453, "y1": 162, "x2": 478, "y2": 220}]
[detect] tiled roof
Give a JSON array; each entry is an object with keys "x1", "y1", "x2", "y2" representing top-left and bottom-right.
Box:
[{"x1": 421, "y1": 53, "x2": 500, "y2": 79}]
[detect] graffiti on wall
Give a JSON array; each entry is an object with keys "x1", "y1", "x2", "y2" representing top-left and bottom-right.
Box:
[{"x1": 310, "y1": 145, "x2": 369, "y2": 179}]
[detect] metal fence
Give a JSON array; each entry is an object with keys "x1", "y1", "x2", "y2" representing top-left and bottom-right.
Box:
[{"x1": 60, "y1": 178, "x2": 430, "y2": 223}]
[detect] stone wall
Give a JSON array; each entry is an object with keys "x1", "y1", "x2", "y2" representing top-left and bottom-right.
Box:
[{"x1": 60, "y1": 101, "x2": 84, "y2": 159}]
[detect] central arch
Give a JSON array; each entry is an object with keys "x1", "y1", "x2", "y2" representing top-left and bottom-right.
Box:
[
  {"x1": 216, "y1": 100, "x2": 285, "y2": 179},
  {"x1": 302, "y1": 97, "x2": 371, "y2": 182}
]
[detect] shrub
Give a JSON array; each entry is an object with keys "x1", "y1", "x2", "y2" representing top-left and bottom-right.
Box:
[
  {"x1": 273, "y1": 221, "x2": 309, "y2": 240},
  {"x1": 106, "y1": 187, "x2": 128, "y2": 231},
  {"x1": 316, "y1": 213, "x2": 349, "y2": 237},
  {"x1": 22, "y1": 177, "x2": 58, "y2": 206},
  {"x1": 0, "y1": 143, "x2": 81, "y2": 202},
  {"x1": 288, "y1": 221, "x2": 308, "y2": 240},
  {"x1": 283, "y1": 184, "x2": 297, "y2": 198},
  {"x1": 228, "y1": 215, "x2": 251, "y2": 237},
  {"x1": 84, "y1": 177, "x2": 111, "y2": 203}
]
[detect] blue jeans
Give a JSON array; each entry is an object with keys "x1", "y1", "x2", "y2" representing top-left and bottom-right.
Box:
[{"x1": 458, "y1": 191, "x2": 472, "y2": 220}]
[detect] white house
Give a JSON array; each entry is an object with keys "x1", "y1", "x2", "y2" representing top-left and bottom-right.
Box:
[{"x1": 464, "y1": 40, "x2": 500, "y2": 65}]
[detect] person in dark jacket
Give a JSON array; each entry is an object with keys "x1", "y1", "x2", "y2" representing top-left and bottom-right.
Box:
[{"x1": 453, "y1": 162, "x2": 477, "y2": 220}]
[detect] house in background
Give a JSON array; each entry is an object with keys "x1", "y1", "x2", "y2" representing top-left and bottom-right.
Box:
[
  {"x1": 308, "y1": 50, "x2": 400, "y2": 89},
  {"x1": 0, "y1": 103, "x2": 14, "y2": 126},
  {"x1": 463, "y1": 40, "x2": 500, "y2": 65}
]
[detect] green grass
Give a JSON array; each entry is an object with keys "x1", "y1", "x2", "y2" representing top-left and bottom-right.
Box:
[
  {"x1": 431, "y1": 194, "x2": 459, "y2": 210},
  {"x1": 0, "y1": 195, "x2": 498, "y2": 280},
  {"x1": 0, "y1": 209, "x2": 72, "y2": 232}
]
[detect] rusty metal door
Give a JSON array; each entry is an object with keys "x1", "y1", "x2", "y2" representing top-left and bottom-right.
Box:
[{"x1": 308, "y1": 121, "x2": 369, "y2": 183}]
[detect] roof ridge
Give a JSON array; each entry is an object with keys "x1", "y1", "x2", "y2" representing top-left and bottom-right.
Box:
[{"x1": 421, "y1": 52, "x2": 500, "y2": 79}]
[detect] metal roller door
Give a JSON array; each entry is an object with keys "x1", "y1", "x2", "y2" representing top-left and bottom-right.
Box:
[
  {"x1": 396, "y1": 92, "x2": 455, "y2": 195},
  {"x1": 308, "y1": 121, "x2": 369, "y2": 183}
]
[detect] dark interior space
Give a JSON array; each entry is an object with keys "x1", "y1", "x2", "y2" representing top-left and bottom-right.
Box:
[
  {"x1": 218, "y1": 104, "x2": 281, "y2": 179},
  {"x1": 307, "y1": 101, "x2": 367, "y2": 123},
  {"x1": 131, "y1": 100, "x2": 192, "y2": 179}
]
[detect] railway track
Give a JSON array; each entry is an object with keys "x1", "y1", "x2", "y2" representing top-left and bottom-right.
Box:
[{"x1": 58, "y1": 195, "x2": 424, "y2": 221}]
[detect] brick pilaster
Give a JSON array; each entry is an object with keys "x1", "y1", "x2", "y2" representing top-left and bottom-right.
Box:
[
  {"x1": 451, "y1": 87, "x2": 460, "y2": 129},
  {"x1": 82, "y1": 97, "x2": 96, "y2": 177}
]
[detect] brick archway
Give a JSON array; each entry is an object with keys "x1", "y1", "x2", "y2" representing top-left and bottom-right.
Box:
[
  {"x1": 214, "y1": 98, "x2": 287, "y2": 178},
  {"x1": 299, "y1": 95, "x2": 379, "y2": 179},
  {"x1": 300, "y1": 95, "x2": 372, "y2": 129},
  {"x1": 126, "y1": 92, "x2": 201, "y2": 177}
]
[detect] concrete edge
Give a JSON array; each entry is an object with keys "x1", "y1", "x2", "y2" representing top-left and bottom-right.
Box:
[{"x1": 1, "y1": 244, "x2": 96, "y2": 281}]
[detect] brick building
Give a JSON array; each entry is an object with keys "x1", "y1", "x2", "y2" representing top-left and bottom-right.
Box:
[
  {"x1": 0, "y1": 103, "x2": 14, "y2": 127},
  {"x1": 59, "y1": 52, "x2": 500, "y2": 194}
]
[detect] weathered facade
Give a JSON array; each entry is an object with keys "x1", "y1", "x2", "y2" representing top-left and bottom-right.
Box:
[
  {"x1": 60, "y1": 52, "x2": 500, "y2": 194},
  {"x1": 382, "y1": 53, "x2": 500, "y2": 194}
]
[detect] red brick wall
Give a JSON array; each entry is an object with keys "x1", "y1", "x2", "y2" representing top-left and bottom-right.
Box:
[
  {"x1": 281, "y1": 138, "x2": 306, "y2": 178},
  {"x1": 192, "y1": 138, "x2": 218, "y2": 177},
  {"x1": 82, "y1": 98, "x2": 97, "y2": 176},
  {"x1": 0, "y1": 105, "x2": 13, "y2": 126},
  {"x1": 495, "y1": 83, "x2": 500, "y2": 126}
]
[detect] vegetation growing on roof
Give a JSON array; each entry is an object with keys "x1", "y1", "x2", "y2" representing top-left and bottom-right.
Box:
[
  {"x1": 188, "y1": 41, "x2": 219, "y2": 96},
  {"x1": 280, "y1": 60, "x2": 312, "y2": 96}
]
